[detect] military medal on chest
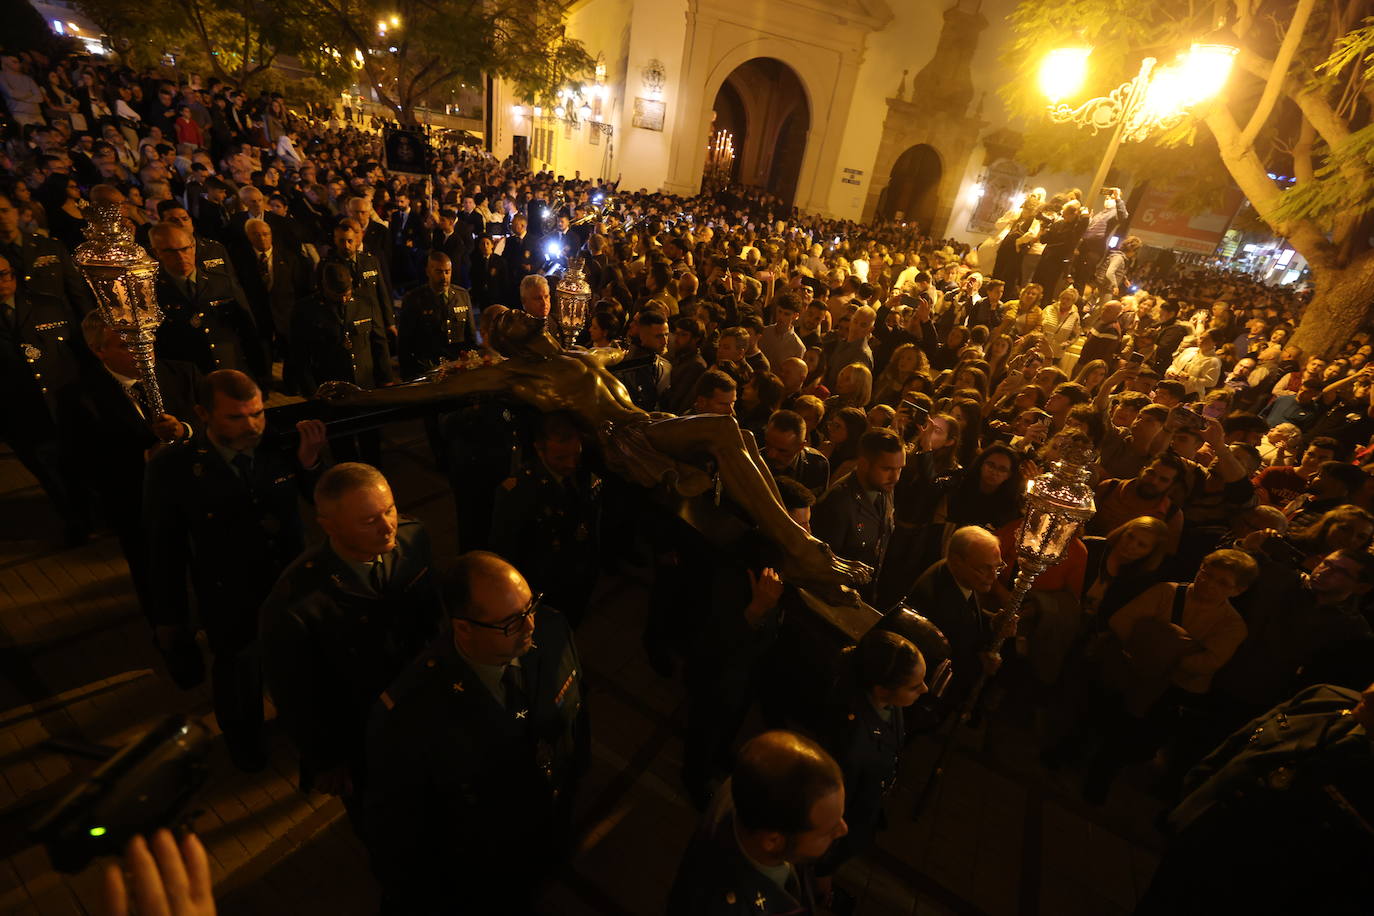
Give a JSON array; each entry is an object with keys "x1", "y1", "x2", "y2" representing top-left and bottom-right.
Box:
[{"x1": 23, "y1": 343, "x2": 41, "y2": 361}]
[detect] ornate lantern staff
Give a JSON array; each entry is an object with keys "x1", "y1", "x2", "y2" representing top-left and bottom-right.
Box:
[
  {"x1": 74, "y1": 205, "x2": 165, "y2": 416},
  {"x1": 554, "y1": 258, "x2": 593, "y2": 348},
  {"x1": 913, "y1": 435, "x2": 1097, "y2": 817},
  {"x1": 981, "y1": 435, "x2": 1099, "y2": 692}
]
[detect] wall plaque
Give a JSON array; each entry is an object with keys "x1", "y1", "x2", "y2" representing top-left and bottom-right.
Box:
[{"x1": 632, "y1": 97, "x2": 666, "y2": 131}]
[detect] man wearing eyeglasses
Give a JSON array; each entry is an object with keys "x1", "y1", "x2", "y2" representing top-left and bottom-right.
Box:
[
  {"x1": 363, "y1": 551, "x2": 588, "y2": 914},
  {"x1": 905, "y1": 526, "x2": 1006, "y2": 707},
  {"x1": 259, "y1": 463, "x2": 442, "y2": 820},
  {"x1": 1209, "y1": 546, "x2": 1374, "y2": 741}
]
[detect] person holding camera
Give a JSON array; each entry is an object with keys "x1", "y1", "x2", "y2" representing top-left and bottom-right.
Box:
[{"x1": 1211, "y1": 541, "x2": 1374, "y2": 731}]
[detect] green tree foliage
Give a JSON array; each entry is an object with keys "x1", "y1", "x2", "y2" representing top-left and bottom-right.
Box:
[
  {"x1": 304, "y1": 0, "x2": 594, "y2": 124},
  {"x1": 1001, "y1": 0, "x2": 1374, "y2": 356},
  {"x1": 76, "y1": 0, "x2": 315, "y2": 88}
]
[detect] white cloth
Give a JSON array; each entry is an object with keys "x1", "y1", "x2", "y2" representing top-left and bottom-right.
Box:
[{"x1": 1169, "y1": 347, "x2": 1223, "y2": 397}]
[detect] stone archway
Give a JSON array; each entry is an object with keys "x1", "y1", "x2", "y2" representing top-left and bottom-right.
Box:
[
  {"x1": 704, "y1": 57, "x2": 810, "y2": 206},
  {"x1": 879, "y1": 144, "x2": 942, "y2": 228}
]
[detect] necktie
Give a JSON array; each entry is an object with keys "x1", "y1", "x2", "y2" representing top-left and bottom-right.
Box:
[
  {"x1": 258, "y1": 252, "x2": 271, "y2": 291},
  {"x1": 501, "y1": 664, "x2": 529, "y2": 719},
  {"x1": 231, "y1": 452, "x2": 253, "y2": 481},
  {"x1": 129, "y1": 380, "x2": 152, "y2": 417},
  {"x1": 368, "y1": 556, "x2": 389, "y2": 594}
]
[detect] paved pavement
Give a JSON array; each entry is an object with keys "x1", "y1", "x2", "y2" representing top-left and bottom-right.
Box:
[{"x1": 0, "y1": 419, "x2": 1165, "y2": 915}]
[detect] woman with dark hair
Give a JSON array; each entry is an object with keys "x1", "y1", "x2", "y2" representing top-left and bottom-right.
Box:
[
  {"x1": 821, "y1": 407, "x2": 870, "y2": 488},
  {"x1": 38, "y1": 174, "x2": 86, "y2": 251},
  {"x1": 588, "y1": 310, "x2": 623, "y2": 349},
  {"x1": 814, "y1": 629, "x2": 927, "y2": 909},
  {"x1": 876, "y1": 411, "x2": 963, "y2": 607},
  {"x1": 931, "y1": 443, "x2": 1024, "y2": 557},
  {"x1": 738, "y1": 371, "x2": 785, "y2": 441},
  {"x1": 1245, "y1": 504, "x2": 1374, "y2": 570}
]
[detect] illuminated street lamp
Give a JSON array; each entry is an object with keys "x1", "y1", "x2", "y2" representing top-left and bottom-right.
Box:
[{"x1": 1039, "y1": 40, "x2": 1237, "y2": 204}]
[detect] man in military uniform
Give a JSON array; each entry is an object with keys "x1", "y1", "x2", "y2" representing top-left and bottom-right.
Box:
[
  {"x1": 0, "y1": 253, "x2": 89, "y2": 542},
  {"x1": 293, "y1": 261, "x2": 393, "y2": 393},
  {"x1": 148, "y1": 223, "x2": 267, "y2": 388},
  {"x1": 668, "y1": 730, "x2": 848, "y2": 916},
  {"x1": 811, "y1": 429, "x2": 905, "y2": 600},
  {"x1": 489, "y1": 411, "x2": 602, "y2": 627},
  {"x1": 365, "y1": 551, "x2": 588, "y2": 914},
  {"x1": 152, "y1": 200, "x2": 236, "y2": 281},
  {"x1": 323, "y1": 217, "x2": 396, "y2": 338},
  {"x1": 259, "y1": 464, "x2": 442, "y2": 814},
  {"x1": 143, "y1": 370, "x2": 327, "y2": 771},
  {"x1": 397, "y1": 250, "x2": 478, "y2": 380},
  {"x1": 343, "y1": 195, "x2": 395, "y2": 316},
  {"x1": 1137, "y1": 681, "x2": 1374, "y2": 915},
  {"x1": 0, "y1": 189, "x2": 93, "y2": 316}
]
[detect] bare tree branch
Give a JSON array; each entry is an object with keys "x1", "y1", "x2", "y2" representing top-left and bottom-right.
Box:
[{"x1": 1238, "y1": 0, "x2": 1317, "y2": 148}]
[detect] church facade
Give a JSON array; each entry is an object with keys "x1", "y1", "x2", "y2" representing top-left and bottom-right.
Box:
[{"x1": 489, "y1": 0, "x2": 1073, "y2": 240}]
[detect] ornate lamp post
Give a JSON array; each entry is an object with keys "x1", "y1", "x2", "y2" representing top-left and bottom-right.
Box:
[
  {"x1": 555, "y1": 258, "x2": 592, "y2": 348},
  {"x1": 1038, "y1": 40, "x2": 1237, "y2": 204},
  {"x1": 74, "y1": 204, "x2": 165, "y2": 416}
]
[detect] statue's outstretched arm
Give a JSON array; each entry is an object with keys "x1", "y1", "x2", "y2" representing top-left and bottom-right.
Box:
[{"x1": 316, "y1": 365, "x2": 517, "y2": 408}]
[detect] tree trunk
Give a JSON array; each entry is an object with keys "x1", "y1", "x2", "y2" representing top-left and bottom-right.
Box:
[{"x1": 1290, "y1": 249, "x2": 1374, "y2": 358}]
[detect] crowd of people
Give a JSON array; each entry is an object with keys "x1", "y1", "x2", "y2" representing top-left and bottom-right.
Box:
[{"x1": 3, "y1": 45, "x2": 1372, "y2": 916}]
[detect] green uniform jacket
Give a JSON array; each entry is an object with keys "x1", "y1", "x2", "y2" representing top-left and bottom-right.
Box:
[{"x1": 363, "y1": 610, "x2": 588, "y2": 912}]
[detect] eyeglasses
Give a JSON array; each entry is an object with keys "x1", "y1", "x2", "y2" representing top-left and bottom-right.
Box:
[{"x1": 459, "y1": 592, "x2": 542, "y2": 636}]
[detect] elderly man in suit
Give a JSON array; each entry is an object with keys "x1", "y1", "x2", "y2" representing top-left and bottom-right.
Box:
[
  {"x1": 233, "y1": 218, "x2": 313, "y2": 391},
  {"x1": 58, "y1": 311, "x2": 200, "y2": 615},
  {"x1": 904, "y1": 526, "x2": 1005, "y2": 705}
]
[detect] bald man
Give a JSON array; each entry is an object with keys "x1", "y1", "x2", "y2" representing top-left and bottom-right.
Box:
[
  {"x1": 364, "y1": 551, "x2": 588, "y2": 913},
  {"x1": 669, "y1": 730, "x2": 848, "y2": 915},
  {"x1": 905, "y1": 526, "x2": 1005, "y2": 703}
]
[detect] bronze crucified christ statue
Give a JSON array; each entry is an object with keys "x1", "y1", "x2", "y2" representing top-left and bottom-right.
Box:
[{"x1": 318, "y1": 307, "x2": 871, "y2": 596}]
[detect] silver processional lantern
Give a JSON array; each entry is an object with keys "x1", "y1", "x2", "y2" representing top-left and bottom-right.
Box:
[
  {"x1": 555, "y1": 257, "x2": 593, "y2": 348},
  {"x1": 999, "y1": 433, "x2": 1099, "y2": 658},
  {"x1": 74, "y1": 204, "x2": 165, "y2": 416}
]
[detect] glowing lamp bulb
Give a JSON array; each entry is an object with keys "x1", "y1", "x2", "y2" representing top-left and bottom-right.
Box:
[{"x1": 1039, "y1": 47, "x2": 1091, "y2": 103}]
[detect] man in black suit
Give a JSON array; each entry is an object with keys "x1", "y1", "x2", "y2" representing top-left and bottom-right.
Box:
[
  {"x1": 144, "y1": 370, "x2": 327, "y2": 771},
  {"x1": 288, "y1": 182, "x2": 335, "y2": 253},
  {"x1": 192, "y1": 177, "x2": 233, "y2": 245},
  {"x1": 148, "y1": 223, "x2": 268, "y2": 387},
  {"x1": 431, "y1": 208, "x2": 473, "y2": 288},
  {"x1": 543, "y1": 213, "x2": 580, "y2": 272},
  {"x1": 397, "y1": 251, "x2": 478, "y2": 380},
  {"x1": 905, "y1": 526, "x2": 1004, "y2": 705},
  {"x1": 260, "y1": 464, "x2": 442, "y2": 817},
  {"x1": 388, "y1": 189, "x2": 426, "y2": 293},
  {"x1": 233, "y1": 218, "x2": 313, "y2": 391},
  {"x1": 0, "y1": 254, "x2": 89, "y2": 541},
  {"x1": 364, "y1": 552, "x2": 589, "y2": 913},
  {"x1": 59, "y1": 311, "x2": 200, "y2": 615},
  {"x1": 227, "y1": 185, "x2": 299, "y2": 259},
  {"x1": 501, "y1": 213, "x2": 538, "y2": 304}
]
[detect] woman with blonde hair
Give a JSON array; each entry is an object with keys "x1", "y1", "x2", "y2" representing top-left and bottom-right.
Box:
[
  {"x1": 826, "y1": 362, "x2": 873, "y2": 414},
  {"x1": 872, "y1": 343, "x2": 927, "y2": 406}
]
